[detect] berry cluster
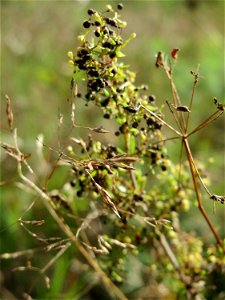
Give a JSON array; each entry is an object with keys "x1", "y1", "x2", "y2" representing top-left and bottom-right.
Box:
[
  {"x1": 69, "y1": 4, "x2": 166, "y2": 172},
  {"x1": 66, "y1": 3, "x2": 194, "y2": 285}
]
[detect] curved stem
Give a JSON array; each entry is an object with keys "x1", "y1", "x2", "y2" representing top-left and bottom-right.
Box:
[{"x1": 183, "y1": 138, "x2": 225, "y2": 252}]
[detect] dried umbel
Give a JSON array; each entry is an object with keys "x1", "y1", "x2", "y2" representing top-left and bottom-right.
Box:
[
  {"x1": 66, "y1": 5, "x2": 173, "y2": 221},
  {"x1": 64, "y1": 3, "x2": 200, "y2": 289},
  {"x1": 64, "y1": 3, "x2": 225, "y2": 296}
]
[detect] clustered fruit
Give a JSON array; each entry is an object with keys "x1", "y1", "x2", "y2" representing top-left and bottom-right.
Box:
[
  {"x1": 69, "y1": 4, "x2": 166, "y2": 173},
  {"x1": 66, "y1": 3, "x2": 197, "y2": 287}
]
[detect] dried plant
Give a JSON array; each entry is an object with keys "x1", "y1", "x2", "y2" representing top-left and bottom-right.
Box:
[{"x1": 1, "y1": 3, "x2": 224, "y2": 300}]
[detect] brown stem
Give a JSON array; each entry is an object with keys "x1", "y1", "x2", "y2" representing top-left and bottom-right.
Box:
[
  {"x1": 187, "y1": 110, "x2": 223, "y2": 137},
  {"x1": 166, "y1": 100, "x2": 184, "y2": 135},
  {"x1": 184, "y1": 65, "x2": 200, "y2": 133},
  {"x1": 124, "y1": 131, "x2": 137, "y2": 190},
  {"x1": 141, "y1": 105, "x2": 182, "y2": 137},
  {"x1": 183, "y1": 138, "x2": 225, "y2": 252},
  {"x1": 17, "y1": 162, "x2": 128, "y2": 300},
  {"x1": 162, "y1": 63, "x2": 186, "y2": 129}
]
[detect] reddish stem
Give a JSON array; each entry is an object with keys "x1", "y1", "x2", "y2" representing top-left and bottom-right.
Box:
[{"x1": 183, "y1": 138, "x2": 225, "y2": 253}]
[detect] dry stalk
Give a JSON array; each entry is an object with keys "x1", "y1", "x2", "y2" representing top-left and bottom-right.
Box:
[
  {"x1": 10, "y1": 129, "x2": 127, "y2": 300},
  {"x1": 157, "y1": 57, "x2": 225, "y2": 253},
  {"x1": 183, "y1": 138, "x2": 225, "y2": 251}
]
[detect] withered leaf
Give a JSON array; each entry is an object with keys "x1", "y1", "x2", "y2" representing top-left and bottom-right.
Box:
[
  {"x1": 92, "y1": 180, "x2": 121, "y2": 218},
  {"x1": 171, "y1": 48, "x2": 179, "y2": 60},
  {"x1": 50, "y1": 193, "x2": 73, "y2": 213},
  {"x1": 20, "y1": 220, "x2": 45, "y2": 226},
  {"x1": 91, "y1": 126, "x2": 110, "y2": 133},
  {"x1": 213, "y1": 98, "x2": 224, "y2": 111},
  {"x1": 1, "y1": 142, "x2": 31, "y2": 161},
  {"x1": 70, "y1": 137, "x2": 87, "y2": 151},
  {"x1": 110, "y1": 163, "x2": 135, "y2": 170},
  {"x1": 108, "y1": 155, "x2": 138, "y2": 163},
  {"x1": 155, "y1": 51, "x2": 164, "y2": 68},
  {"x1": 210, "y1": 194, "x2": 225, "y2": 204}
]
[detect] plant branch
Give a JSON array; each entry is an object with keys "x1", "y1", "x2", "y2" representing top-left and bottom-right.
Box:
[
  {"x1": 183, "y1": 138, "x2": 225, "y2": 252},
  {"x1": 187, "y1": 109, "x2": 223, "y2": 137},
  {"x1": 184, "y1": 66, "x2": 200, "y2": 133},
  {"x1": 159, "y1": 234, "x2": 194, "y2": 299},
  {"x1": 17, "y1": 161, "x2": 127, "y2": 299},
  {"x1": 141, "y1": 105, "x2": 182, "y2": 137},
  {"x1": 124, "y1": 131, "x2": 137, "y2": 190}
]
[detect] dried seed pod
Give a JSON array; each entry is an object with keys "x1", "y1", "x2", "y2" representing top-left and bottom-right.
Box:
[
  {"x1": 5, "y1": 94, "x2": 13, "y2": 131},
  {"x1": 176, "y1": 106, "x2": 191, "y2": 112},
  {"x1": 210, "y1": 194, "x2": 225, "y2": 204},
  {"x1": 213, "y1": 98, "x2": 224, "y2": 111},
  {"x1": 155, "y1": 51, "x2": 164, "y2": 68},
  {"x1": 124, "y1": 106, "x2": 138, "y2": 113}
]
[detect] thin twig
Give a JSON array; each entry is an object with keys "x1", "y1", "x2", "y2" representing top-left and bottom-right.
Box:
[
  {"x1": 166, "y1": 100, "x2": 184, "y2": 134},
  {"x1": 161, "y1": 60, "x2": 186, "y2": 129},
  {"x1": 124, "y1": 131, "x2": 137, "y2": 190},
  {"x1": 17, "y1": 161, "x2": 127, "y2": 300},
  {"x1": 159, "y1": 234, "x2": 193, "y2": 299},
  {"x1": 41, "y1": 242, "x2": 71, "y2": 273},
  {"x1": 141, "y1": 105, "x2": 182, "y2": 137},
  {"x1": 184, "y1": 66, "x2": 200, "y2": 133},
  {"x1": 187, "y1": 110, "x2": 223, "y2": 137}
]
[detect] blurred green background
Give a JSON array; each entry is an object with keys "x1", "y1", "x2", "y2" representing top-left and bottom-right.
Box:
[{"x1": 1, "y1": 0, "x2": 224, "y2": 299}]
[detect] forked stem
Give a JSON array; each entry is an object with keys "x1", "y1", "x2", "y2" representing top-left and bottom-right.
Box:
[{"x1": 183, "y1": 138, "x2": 225, "y2": 252}]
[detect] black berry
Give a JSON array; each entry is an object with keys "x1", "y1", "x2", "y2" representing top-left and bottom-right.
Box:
[
  {"x1": 117, "y1": 3, "x2": 124, "y2": 10},
  {"x1": 161, "y1": 164, "x2": 167, "y2": 171},
  {"x1": 88, "y1": 8, "x2": 96, "y2": 15},
  {"x1": 109, "y1": 52, "x2": 116, "y2": 59},
  {"x1": 70, "y1": 180, "x2": 76, "y2": 187},
  {"x1": 148, "y1": 95, "x2": 156, "y2": 102},
  {"x1": 88, "y1": 69, "x2": 99, "y2": 77},
  {"x1": 77, "y1": 190, "x2": 83, "y2": 197},
  {"x1": 103, "y1": 113, "x2": 110, "y2": 119},
  {"x1": 101, "y1": 98, "x2": 110, "y2": 107},
  {"x1": 95, "y1": 30, "x2": 100, "y2": 37},
  {"x1": 132, "y1": 121, "x2": 139, "y2": 128},
  {"x1": 94, "y1": 21, "x2": 101, "y2": 26},
  {"x1": 83, "y1": 20, "x2": 91, "y2": 28},
  {"x1": 102, "y1": 41, "x2": 113, "y2": 49},
  {"x1": 105, "y1": 18, "x2": 117, "y2": 27}
]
